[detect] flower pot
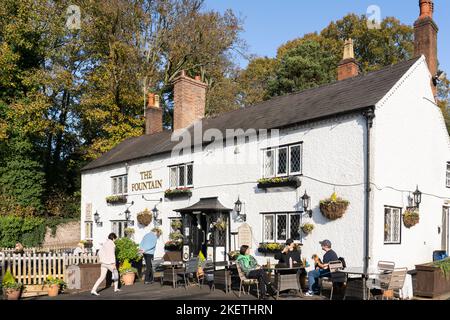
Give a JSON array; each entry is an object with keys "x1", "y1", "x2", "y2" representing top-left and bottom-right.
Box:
[
  {"x1": 47, "y1": 284, "x2": 59, "y2": 297},
  {"x1": 4, "y1": 289, "x2": 21, "y2": 300},
  {"x1": 122, "y1": 272, "x2": 135, "y2": 286}
]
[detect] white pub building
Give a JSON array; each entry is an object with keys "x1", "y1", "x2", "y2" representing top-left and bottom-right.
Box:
[{"x1": 81, "y1": 1, "x2": 449, "y2": 271}]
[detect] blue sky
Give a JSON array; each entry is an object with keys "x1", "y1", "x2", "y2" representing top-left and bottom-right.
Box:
[{"x1": 204, "y1": 0, "x2": 449, "y2": 73}]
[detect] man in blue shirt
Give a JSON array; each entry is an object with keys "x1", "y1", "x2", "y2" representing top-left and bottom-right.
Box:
[
  {"x1": 140, "y1": 231, "x2": 158, "y2": 284},
  {"x1": 306, "y1": 239, "x2": 339, "y2": 296}
]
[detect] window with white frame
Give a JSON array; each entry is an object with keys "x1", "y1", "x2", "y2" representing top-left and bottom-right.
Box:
[
  {"x1": 169, "y1": 163, "x2": 193, "y2": 188},
  {"x1": 111, "y1": 175, "x2": 128, "y2": 195},
  {"x1": 85, "y1": 221, "x2": 93, "y2": 240},
  {"x1": 384, "y1": 206, "x2": 401, "y2": 244},
  {"x1": 446, "y1": 162, "x2": 450, "y2": 188},
  {"x1": 263, "y1": 144, "x2": 302, "y2": 178},
  {"x1": 111, "y1": 220, "x2": 128, "y2": 238},
  {"x1": 262, "y1": 213, "x2": 301, "y2": 242}
]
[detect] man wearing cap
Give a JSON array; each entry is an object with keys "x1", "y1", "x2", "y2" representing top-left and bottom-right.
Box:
[{"x1": 305, "y1": 239, "x2": 339, "y2": 296}]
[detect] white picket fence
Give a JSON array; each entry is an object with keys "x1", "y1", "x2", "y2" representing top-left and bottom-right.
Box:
[{"x1": 0, "y1": 252, "x2": 99, "y2": 285}]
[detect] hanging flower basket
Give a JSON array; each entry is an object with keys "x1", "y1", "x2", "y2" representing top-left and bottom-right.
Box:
[
  {"x1": 171, "y1": 219, "x2": 183, "y2": 230},
  {"x1": 403, "y1": 208, "x2": 420, "y2": 228},
  {"x1": 124, "y1": 228, "x2": 135, "y2": 237},
  {"x1": 257, "y1": 176, "x2": 301, "y2": 190},
  {"x1": 301, "y1": 223, "x2": 315, "y2": 235},
  {"x1": 164, "y1": 188, "x2": 192, "y2": 199},
  {"x1": 320, "y1": 193, "x2": 350, "y2": 220},
  {"x1": 212, "y1": 218, "x2": 227, "y2": 231},
  {"x1": 106, "y1": 195, "x2": 127, "y2": 205},
  {"x1": 136, "y1": 209, "x2": 152, "y2": 226}
]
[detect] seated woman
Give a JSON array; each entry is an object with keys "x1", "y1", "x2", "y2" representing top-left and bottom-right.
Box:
[{"x1": 236, "y1": 245, "x2": 277, "y2": 299}]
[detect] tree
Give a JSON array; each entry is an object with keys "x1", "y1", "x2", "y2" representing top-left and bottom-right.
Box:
[{"x1": 437, "y1": 76, "x2": 450, "y2": 135}]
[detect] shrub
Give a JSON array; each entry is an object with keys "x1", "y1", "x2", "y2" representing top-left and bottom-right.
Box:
[
  {"x1": 115, "y1": 237, "x2": 142, "y2": 263},
  {"x1": 434, "y1": 258, "x2": 450, "y2": 280},
  {"x1": 118, "y1": 259, "x2": 137, "y2": 274},
  {"x1": 0, "y1": 215, "x2": 46, "y2": 247},
  {"x1": 1, "y1": 270, "x2": 22, "y2": 290}
]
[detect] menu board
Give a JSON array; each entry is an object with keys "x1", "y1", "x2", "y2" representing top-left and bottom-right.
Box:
[{"x1": 238, "y1": 223, "x2": 252, "y2": 248}]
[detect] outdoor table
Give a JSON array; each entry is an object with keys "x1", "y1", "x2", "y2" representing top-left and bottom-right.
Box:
[
  {"x1": 337, "y1": 267, "x2": 392, "y2": 300},
  {"x1": 264, "y1": 264, "x2": 305, "y2": 299},
  {"x1": 161, "y1": 261, "x2": 184, "y2": 288}
]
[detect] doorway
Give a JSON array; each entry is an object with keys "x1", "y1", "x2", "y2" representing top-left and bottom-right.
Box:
[{"x1": 191, "y1": 213, "x2": 208, "y2": 259}]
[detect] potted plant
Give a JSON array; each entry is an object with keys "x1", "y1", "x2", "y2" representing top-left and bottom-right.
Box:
[
  {"x1": 319, "y1": 192, "x2": 350, "y2": 220},
  {"x1": 119, "y1": 259, "x2": 138, "y2": 286},
  {"x1": 106, "y1": 195, "x2": 127, "y2": 205},
  {"x1": 257, "y1": 176, "x2": 301, "y2": 190},
  {"x1": 171, "y1": 219, "x2": 182, "y2": 230},
  {"x1": 152, "y1": 227, "x2": 163, "y2": 238},
  {"x1": 45, "y1": 276, "x2": 66, "y2": 297},
  {"x1": 1, "y1": 270, "x2": 22, "y2": 300},
  {"x1": 164, "y1": 187, "x2": 192, "y2": 199},
  {"x1": 115, "y1": 237, "x2": 142, "y2": 286},
  {"x1": 124, "y1": 227, "x2": 135, "y2": 238},
  {"x1": 415, "y1": 258, "x2": 450, "y2": 298},
  {"x1": 137, "y1": 208, "x2": 153, "y2": 226},
  {"x1": 301, "y1": 223, "x2": 315, "y2": 235},
  {"x1": 403, "y1": 208, "x2": 420, "y2": 228},
  {"x1": 164, "y1": 240, "x2": 183, "y2": 252}
]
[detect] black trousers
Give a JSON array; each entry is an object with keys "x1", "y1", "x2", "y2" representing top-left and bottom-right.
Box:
[
  {"x1": 143, "y1": 254, "x2": 154, "y2": 283},
  {"x1": 247, "y1": 269, "x2": 271, "y2": 296}
]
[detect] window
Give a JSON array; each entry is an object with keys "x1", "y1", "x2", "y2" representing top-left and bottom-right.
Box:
[
  {"x1": 169, "y1": 163, "x2": 193, "y2": 188},
  {"x1": 263, "y1": 144, "x2": 302, "y2": 178},
  {"x1": 262, "y1": 213, "x2": 301, "y2": 242},
  {"x1": 111, "y1": 175, "x2": 128, "y2": 195},
  {"x1": 85, "y1": 221, "x2": 93, "y2": 240},
  {"x1": 111, "y1": 220, "x2": 128, "y2": 238},
  {"x1": 384, "y1": 206, "x2": 401, "y2": 244},
  {"x1": 446, "y1": 162, "x2": 450, "y2": 188}
]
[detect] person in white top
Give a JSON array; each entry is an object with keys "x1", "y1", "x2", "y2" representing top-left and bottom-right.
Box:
[
  {"x1": 91, "y1": 233, "x2": 120, "y2": 296},
  {"x1": 73, "y1": 242, "x2": 85, "y2": 255}
]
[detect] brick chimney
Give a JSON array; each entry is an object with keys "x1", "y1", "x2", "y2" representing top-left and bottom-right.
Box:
[
  {"x1": 337, "y1": 39, "x2": 359, "y2": 81},
  {"x1": 414, "y1": 0, "x2": 438, "y2": 97},
  {"x1": 173, "y1": 70, "x2": 208, "y2": 131},
  {"x1": 145, "y1": 93, "x2": 163, "y2": 135}
]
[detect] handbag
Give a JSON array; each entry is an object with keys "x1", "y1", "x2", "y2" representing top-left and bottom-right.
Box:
[{"x1": 112, "y1": 269, "x2": 119, "y2": 281}]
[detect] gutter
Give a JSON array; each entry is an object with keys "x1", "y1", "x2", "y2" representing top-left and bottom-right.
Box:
[{"x1": 363, "y1": 107, "x2": 375, "y2": 274}]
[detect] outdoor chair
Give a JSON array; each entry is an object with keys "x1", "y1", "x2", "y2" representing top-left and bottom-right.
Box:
[
  {"x1": 176, "y1": 257, "x2": 199, "y2": 289},
  {"x1": 235, "y1": 261, "x2": 259, "y2": 299},
  {"x1": 151, "y1": 258, "x2": 165, "y2": 286},
  {"x1": 373, "y1": 267, "x2": 408, "y2": 300},
  {"x1": 366, "y1": 261, "x2": 395, "y2": 295},
  {"x1": 319, "y1": 260, "x2": 345, "y2": 300},
  {"x1": 199, "y1": 259, "x2": 214, "y2": 289}
]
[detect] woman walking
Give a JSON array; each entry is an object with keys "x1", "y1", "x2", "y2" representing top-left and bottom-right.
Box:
[{"x1": 91, "y1": 233, "x2": 120, "y2": 296}]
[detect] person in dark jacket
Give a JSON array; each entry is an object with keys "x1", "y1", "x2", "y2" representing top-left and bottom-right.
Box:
[{"x1": 275, "y1": 239, "x2": 301, "y2": 265}]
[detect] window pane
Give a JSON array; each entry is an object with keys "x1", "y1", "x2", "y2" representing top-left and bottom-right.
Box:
[
  {"x1": 447, "y1": 163, "x2": 450, "y2": 188},
  {"x1": 118, "y1": 177, "x2": 123, "y2": 194},
  {"x1": 384, "y1": 208, "x2": 392, "y2": 243},
  {"x1": 277, "y1": 215, "x2": 287, "y2": 241},
  {"x1": 178, "y1": 165, "x2": 185, "y2": 187},
  {"x1": 393, "y1": 208, "x2": 400, "y2": 243},
  {"x1": 170, "y1": 167, "x2": 177, "y2": 188},
  {"x1": 264, "y1": 215, "x2": 274, "y2": 241},
  {"x1": 187, "y1": 164, "x2": 193, "y2": 186},
  {"x1": 277, "y1": 148, "x2": 288, "y2": 175},
  {"x1": 123, "y1": 175, "x2": 128, "y2": 194},
  {"x1": 112, "y1": 178, "x2": 117, "y2": 195},
  {"x1": 290, "y1": 215, "x2": 300, "y2": 240},
  {"x1": 290, "y1": 145, "x2": 301, "y2": 174},
  {"x1": 264, "y1": 150, "x2": 275, "y2": 177}
]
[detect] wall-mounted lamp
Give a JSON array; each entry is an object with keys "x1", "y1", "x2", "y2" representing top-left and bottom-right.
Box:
[
  {"x1": 301, "y1": 190, "x2": 312, "y2": 218},
  {"x1": 234, "y1": 197, "x2": 246, "y2": 222},
  {"x1": 93, "y1": 211, "x2": 103, "y2": 227},
  {"x1": 413, "y1": 185, "x2": 422, "y2": 209}
]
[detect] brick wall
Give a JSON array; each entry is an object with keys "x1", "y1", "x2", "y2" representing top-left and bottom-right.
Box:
[{"x1": 42, "y1": 221, "x2": 81, "y2": 248}]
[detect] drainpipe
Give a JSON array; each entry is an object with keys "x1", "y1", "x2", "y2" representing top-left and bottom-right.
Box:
[{"x1": 363, "y1": 108, "x2": 375, "y2": 274}]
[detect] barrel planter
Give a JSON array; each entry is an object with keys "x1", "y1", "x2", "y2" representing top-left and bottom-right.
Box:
[{"x1": 415, "y1": 263, "x2": 450, "y2": 298}]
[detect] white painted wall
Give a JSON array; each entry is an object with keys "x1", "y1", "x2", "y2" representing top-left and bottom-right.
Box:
[
  {"x1": 371, "y1": 56, "x2": 450, "y2": 270},
  {"x1": 81, "y1": 114, "x2": 367, "y2": 266}
]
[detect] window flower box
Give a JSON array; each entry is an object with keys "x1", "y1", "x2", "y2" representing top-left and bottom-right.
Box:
[
  {"x1": 319, "y1": 193, "x2": 349, "y2": 220},
  {"x1": 257, "y1": 243, "x2": 284, "y2": 254},
  {"x1": 164, "y1": 240, "x2": 183, "y2": 252},
  {"x1": 106, "y1": 195, "x2": 127, "y2": 205},
  {"x1": 164, "y1": 188, "x2": 192, "y2": 199},
  {"x1": 257, "y1": 176, "x2": 301, "y2": 190}
]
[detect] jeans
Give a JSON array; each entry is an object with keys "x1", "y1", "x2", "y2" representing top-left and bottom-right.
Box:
[
  {"x1": 247, "y1": 269, "x2": 272, "y2": 297},
  {"x1": 144, "y1": 254, "x2": 154, "y2": 283},
  {"x1": 307, "y1": 269, "x2": 330, "y2": 292}
]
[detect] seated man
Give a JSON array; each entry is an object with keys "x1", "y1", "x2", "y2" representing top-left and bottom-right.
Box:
[
  {"x1": 306, "y1": 239, "x2": 339, "y2": 296},
  {"x1": 236, "y1": 245, "x2": 277, "y2": 300}
]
